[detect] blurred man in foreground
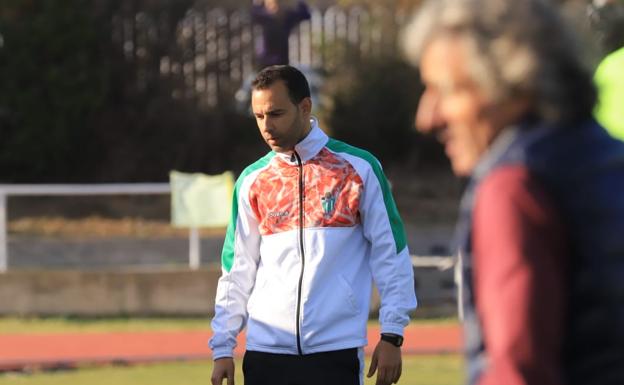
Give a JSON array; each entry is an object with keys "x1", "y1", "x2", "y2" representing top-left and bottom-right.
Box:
[{"x1": 403, "y1": 0, "x2": 624, "y2": 384}]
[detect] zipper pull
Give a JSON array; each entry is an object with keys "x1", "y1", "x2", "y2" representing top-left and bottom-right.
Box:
[{"x1": 290, "y1": 152, "x2": 296, "y2": 163}]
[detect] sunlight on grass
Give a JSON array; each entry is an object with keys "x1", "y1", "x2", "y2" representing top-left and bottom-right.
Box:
[
  {"x1": 0, "y1": 317, "x2": 457, "y2": 334},
  {"x1": 0, "y1": 356, "x2": 463, "y2": 385},
  {"x1": 8, "y1": 217, "x2": 227, "y2": 239},
  {"x1": 0, "y1": 317, "x2": 212, "y2": 334}
]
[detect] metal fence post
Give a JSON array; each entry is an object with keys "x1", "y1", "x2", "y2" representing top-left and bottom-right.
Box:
[{"x1": 189, "y1": 227, "x2": 200, "y2": 270}]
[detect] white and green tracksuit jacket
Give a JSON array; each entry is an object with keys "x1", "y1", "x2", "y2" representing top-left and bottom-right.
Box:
[{"x1": 209, "y1": 120, "x2": 417, "y2": 359}]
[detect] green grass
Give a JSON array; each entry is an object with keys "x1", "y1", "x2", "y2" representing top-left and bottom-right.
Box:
[
  {"x1": 0, "y1": 317, "x2": 212, "y2": 334},
  {"x1": 0, "y1": 355, "x2": 463, "y2": 385},
  {"x1": 0, "y1": 317, "x2": 458, "y2": 334}
]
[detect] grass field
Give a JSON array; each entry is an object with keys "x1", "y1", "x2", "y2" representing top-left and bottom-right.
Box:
[
  {"x1": 0, "y1": 316, "x2": 459, "y2": 334},
  {"x1": 0, "y1": 355, "x2": 463, "y2": 385},
  {"x1": 0, "y1": 316, "x2": 213, "y2": 334}
]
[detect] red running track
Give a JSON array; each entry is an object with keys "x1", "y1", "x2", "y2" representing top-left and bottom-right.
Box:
[{"x1": 0, "y1": 325, "x2": 461, "y2": 372}]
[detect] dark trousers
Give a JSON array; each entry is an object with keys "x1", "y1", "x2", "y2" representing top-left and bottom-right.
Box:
[{"x1": 243, "y1": 348, "x2": 361, "y2": 385}]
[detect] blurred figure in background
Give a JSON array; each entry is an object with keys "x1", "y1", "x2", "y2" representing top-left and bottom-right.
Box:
[
  {"x1": 251, "y1": 0, "x2": 311, "y2": 69},
  {"x1": 589, "y1": 0, "x2": 624, "y2": 141},
  {"x1": 403, "y1": 0, "x2": 624, "y2": 384},
  {"x1": 236, "y1": 0, "x2": 313, "y2": 113}
]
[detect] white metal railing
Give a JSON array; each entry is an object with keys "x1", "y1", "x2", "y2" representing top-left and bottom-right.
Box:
[
  {"x1": 410, "y1": 255, "x2": 455, "y2": 270},
  {"x1": 0, "y1": 184, "x2": 174, "y2": 272},
  {"x1": 0, "y1": 184, "x2": 455, "y2": 273}
]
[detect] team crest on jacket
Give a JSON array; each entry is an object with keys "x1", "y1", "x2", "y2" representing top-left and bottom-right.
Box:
[{"x1": 321, "y1": 192, "x2": 336, "y2": 217}]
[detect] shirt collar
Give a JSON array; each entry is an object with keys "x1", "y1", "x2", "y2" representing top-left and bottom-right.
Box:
[{"x1": 274, "y1": 117, "x2": 328, "y2": 164}]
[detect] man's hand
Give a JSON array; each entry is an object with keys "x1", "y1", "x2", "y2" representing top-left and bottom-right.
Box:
[
  {"x1": 367, "y1": 340, "x2": 402, "y2": 385},
  {"x1": 211, "y1": 357, "x2": 235, "y2": 385}
]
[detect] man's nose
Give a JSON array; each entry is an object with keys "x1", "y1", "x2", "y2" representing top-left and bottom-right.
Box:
[
  {"x1": 415, "y1": 90, "x2": 444, "y2": 134},
  {"x1": 262, "y1": 118, "x2": 275, "y2": 134}
]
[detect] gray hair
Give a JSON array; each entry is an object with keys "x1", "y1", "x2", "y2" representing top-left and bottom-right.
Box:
[{"x1": 402, "y1": 0, "x2": 596, "y2": 123}]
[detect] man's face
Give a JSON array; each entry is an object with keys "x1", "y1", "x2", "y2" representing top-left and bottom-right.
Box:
[
  {"x1": 264, "y1": 0, "x2": 282, "y2": 14},
  {"x1": 417, "y1": 35, "x2": 526, "y2": 176},
  {"x1": 251, "y1": 80, "x2": 311, "y2": 153}
]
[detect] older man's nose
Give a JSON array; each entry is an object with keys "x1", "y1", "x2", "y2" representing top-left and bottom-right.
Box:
[{"x1": 415, "y1": 90, "x2": 444, "y2": 134}]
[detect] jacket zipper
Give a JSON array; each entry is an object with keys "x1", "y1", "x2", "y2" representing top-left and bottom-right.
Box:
[{"x1": 292, "y1": 151, "x2": 305, "y2": 355}]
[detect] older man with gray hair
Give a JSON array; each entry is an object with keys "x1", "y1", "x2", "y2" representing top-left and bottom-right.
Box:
[{"x1": 402, "y1": 0, "x2": 624, "y2": 384}]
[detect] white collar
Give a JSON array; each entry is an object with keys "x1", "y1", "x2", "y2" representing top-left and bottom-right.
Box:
[{"x1": 274, "y1": 117, "x2": 328, "y2": 164}]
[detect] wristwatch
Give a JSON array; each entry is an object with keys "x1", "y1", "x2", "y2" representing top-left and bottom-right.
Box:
[{"x1": 380, "y1": 333, "x2": 404, "y2": 347}]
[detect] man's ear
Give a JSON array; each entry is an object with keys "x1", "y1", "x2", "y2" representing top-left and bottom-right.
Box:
[{"x1": 299, "y1": 97, "x2": 312, "y2": 116}]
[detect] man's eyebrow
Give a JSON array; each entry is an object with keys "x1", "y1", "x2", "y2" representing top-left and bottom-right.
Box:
[
  {"x1": 253, "y1": 107, "x2": 286, "y2": 116},
  {"x1": 265, "y1": 108, "x2": 285, "y2": 114}
]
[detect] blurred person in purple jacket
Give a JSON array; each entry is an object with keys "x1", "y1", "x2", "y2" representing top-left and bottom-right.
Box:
[{"x1": 251, "y1": 0, "x2": 311, "y2": 69}]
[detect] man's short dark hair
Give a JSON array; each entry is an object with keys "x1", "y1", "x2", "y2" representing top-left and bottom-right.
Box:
[{"x1": 251, "y1": 65, "x2": 311, "y2": 105}]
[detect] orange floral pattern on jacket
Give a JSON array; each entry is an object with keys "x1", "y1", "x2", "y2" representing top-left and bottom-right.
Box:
[{"x1": 249, "y1": 148, "x2": 363, "y2": 235}]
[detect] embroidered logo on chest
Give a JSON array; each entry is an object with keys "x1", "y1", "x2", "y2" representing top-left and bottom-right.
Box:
[{"x1": 321, "y1": 192, "x2": 336, "y2": 218}]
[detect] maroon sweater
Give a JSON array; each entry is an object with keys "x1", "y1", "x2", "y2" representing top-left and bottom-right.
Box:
[{"x1": 472, "y1": 165, "x2": 568, "y2": 385}]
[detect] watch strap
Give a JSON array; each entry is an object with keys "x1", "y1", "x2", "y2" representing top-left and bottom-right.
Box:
[{"x1": 380, "y1": 333, "x2": 404, "y2": 347}]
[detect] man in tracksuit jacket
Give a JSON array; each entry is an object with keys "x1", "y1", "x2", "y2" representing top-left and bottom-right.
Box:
[{"x1": 209, "y1": 65, "x2": 418, "y2": 385}]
